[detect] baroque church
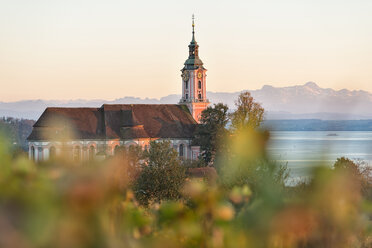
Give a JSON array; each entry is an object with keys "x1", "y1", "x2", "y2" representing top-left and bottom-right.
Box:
[{"x1": 27, "y1": 18, "x2": 210, "y2": 162}]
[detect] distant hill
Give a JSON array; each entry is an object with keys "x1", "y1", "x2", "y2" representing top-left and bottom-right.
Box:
[
  {"x1": 252, "y1": 82, "x2": 372, "y2": 119},
  {"x1": 1, "y1": 82, "x2": 372, "y2": 120}
]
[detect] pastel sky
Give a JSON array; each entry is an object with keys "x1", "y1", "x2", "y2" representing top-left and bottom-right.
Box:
[{"x1": 0, "y1": 0, "x2": 371, "y2": 101}]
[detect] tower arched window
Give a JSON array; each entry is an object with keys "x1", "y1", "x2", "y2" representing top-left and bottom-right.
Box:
[
  {"x1": 198, "y1": 93, "x2": 202, "y2": 100},
  {"x1": 49, "y1": 146, "x2": 56, "y2": 160},
  {"x1": 198, "y1": 80, "x2": 202, "y2": 89},
  {"x1": 179, "y1": 144, "x2": 184, "y2": 157},
  {"x1": 185, "y1": 81, "x2": 188, "y2": 89}
]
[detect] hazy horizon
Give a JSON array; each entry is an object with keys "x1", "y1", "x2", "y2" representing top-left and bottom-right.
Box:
[
  {"x1": 1, "y1": 0, "x2": 371, "y2": 101},
  {"x1": 0, "y1": 81, "x2": 369, "y2": 102}
]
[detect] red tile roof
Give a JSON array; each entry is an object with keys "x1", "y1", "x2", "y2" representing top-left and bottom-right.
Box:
[{"x1": 27, "y1": 104, "x2": 197, "y2": 141}]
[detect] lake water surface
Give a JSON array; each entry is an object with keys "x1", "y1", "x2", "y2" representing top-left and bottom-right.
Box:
[{"x1": 267, "y1": 131, "x2": 372, "y2": 182}]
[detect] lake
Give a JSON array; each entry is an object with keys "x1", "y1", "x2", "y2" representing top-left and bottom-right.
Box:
[{"x1": 267, "y1": 131, "x2": 372, "y2": 183}]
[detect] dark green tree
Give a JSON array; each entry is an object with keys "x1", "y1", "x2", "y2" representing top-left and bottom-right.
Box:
[
  {"x1": 0, "y1": 117, "x2": 35, "y2": 150},
  {"x1": 334, "y1": 157, "x2": 359, "y2": 173},
  {"x1": 192, "y1": 103, "x2": 229, "y2": 164},
  {"x1": 134, "y1": 141, "x2": 186, "y2": 206},
  {"x1": 334, "y1": 157, "x2": 372, "y2": 198},
  {"x1": 230, "y1": 91, "x2": 264, "y2": 130}
]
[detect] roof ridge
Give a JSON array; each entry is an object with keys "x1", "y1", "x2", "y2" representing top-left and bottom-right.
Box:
[
  {"x1": 46, "y1": 107, "x2": 99, "y2": 110},
  {"x1": 102, "y1": 104, "x2": 181, "y2": 106}
]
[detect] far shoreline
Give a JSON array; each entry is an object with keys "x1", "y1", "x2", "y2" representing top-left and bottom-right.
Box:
[{"x1": 263, "y1": 119, "x2": 372, "y2": 131}]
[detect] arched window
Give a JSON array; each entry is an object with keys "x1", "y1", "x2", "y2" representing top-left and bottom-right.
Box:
[
  {"x1": 49, "y1": 146, "x2": 56, "y2": 160},
  {"x1": 74, "y1": 146, "x2": 81, "y2": 162},
  {"x1": 31, "y1": 146, "x2": 35, "y2": 161},
  {"x1": 114, "y1": 145, "x2": 120, "y2": 155},
  {"x1": 198, "y1": 80, "x2": 202, "y2": 89},
  {"x1": 179, "y1": 144, "x2": 184, "y2": 157},
  {"x1": 89, "y1": 146, "x2": 95, "y2": 161},
  {"x1": 38, "y1": 147, "x2": 43, "y2": 161},
  {"x1": 185, "y1": 81, "x2": 188, "y2": 89},
  {"x1": 185, "y1": 93, "x2": 188, "y2": 99},
  {"x1": 198, "y1": 93, "x2": 202, "y2": 100}
]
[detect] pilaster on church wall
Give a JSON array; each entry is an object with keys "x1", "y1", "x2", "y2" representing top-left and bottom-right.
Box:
[
  {"x1": 188, "y1": 71, "x2": 191, "y2": 99},
  {"x1": 44, "y1": 148, "x2": 49, "y2": 161},
  {"x1": 182, "y1": 72, "x2": 185, "y2": 98},
  {"x1": 202, "y1": 70, "x2": 207, "y2": 100},
  {"x1": 191, "y1": 71, "x2": 195, "y2": 100},
  {"x1": 28, "y1": 145, "x2": 32, "y2": 160}
]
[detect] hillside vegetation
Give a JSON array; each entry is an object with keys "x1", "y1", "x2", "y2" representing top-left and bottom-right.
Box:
[{"x1": 1, "y1": 128, "x2": 372, "y2": 247}]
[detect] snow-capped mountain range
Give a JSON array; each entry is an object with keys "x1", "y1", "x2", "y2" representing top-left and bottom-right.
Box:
[{"x1": 2, "y1": 82, "x2": 372, "y2": 120}]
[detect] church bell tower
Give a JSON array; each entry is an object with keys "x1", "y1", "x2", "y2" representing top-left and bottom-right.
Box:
[{"x1": 179, "y1": 15, "x2": 210, "y2": 123}]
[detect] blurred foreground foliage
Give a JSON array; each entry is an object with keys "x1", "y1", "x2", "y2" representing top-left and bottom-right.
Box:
[{"x1": 2, "y1": 129, "x2": 372, "y2": 248}]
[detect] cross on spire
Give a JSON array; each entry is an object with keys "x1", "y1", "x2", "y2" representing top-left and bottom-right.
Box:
[
  {"x1": 192, "y1": 14, "x2": 195, "y2": 31},
  {"x1": 191, "y1": 14, "x2": 195, "y2": 42}
]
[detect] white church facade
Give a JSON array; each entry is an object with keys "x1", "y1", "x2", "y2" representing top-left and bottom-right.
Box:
[{"x1": 27, "y1": 18, "x2": 210, "y2": 162}]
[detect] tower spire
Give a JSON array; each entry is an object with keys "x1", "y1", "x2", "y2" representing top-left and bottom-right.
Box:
[
  {"x1": 184, "y1": 14, "x2": 203, "y2": 70},
  {"x1": 180, "y1": 15, "x2": 209, "y2": 122}
]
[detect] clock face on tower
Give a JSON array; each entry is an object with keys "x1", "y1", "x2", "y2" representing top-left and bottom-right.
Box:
[
  {"x1": 197, "y1": 71, "x2": 203, "y2": 79},
  {"x1": 182, "y1": 71, "x2": 189, "y2": 82}
]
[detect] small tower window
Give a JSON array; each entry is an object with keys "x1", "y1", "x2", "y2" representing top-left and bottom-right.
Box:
[
  {"x1": 185, "y1": 81, "x2": 188, "y2": 89},
  {"x1": 198, "y1": 81, "x2": 202, "y2": 89},
  {"x1": 198, "y1": 93, "x2": 202, "y2": 100},
  {"x1": 185, "y1": 93, "x2": 188, "y2": 99}
]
